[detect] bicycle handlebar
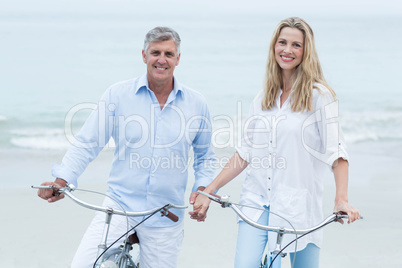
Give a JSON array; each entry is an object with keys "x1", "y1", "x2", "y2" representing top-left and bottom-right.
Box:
[
  {"x1": 197, "y1": 191, "x2": 361, "y2": 235},
  {"x1": 33, "y1": 185, "x2": 187, "y2": 222}
]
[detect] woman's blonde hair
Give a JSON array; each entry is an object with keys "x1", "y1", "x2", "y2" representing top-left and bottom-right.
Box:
[{"x1": 262, "y1": 17, "x2": 335, "y2": 112}]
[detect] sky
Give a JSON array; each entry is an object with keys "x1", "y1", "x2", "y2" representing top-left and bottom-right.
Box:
[{"x1": 1, "y1": 0, "x2": 401, "y2": 16}]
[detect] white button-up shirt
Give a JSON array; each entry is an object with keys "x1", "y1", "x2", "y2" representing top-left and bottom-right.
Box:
[{"x1": 236, "y1": 83, "x2": 348, "y2": 252}]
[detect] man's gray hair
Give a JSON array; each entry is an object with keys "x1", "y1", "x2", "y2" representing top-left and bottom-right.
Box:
[{"x1": 143, "y1": 27, "x2": 181, "y2": 54}]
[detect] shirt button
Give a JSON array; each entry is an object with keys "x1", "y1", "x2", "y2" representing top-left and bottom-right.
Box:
[
  {"x1": 268, "y1": 188, "x2": 271, "y2": 191},
  {"x1": 268, "y1": 177, "x2": 271, "y2": 180}
]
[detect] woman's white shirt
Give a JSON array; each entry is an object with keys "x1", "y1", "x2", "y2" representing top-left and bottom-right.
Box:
[{"x1": 235, "y1": 83, "x2": 348, "y2": 252}]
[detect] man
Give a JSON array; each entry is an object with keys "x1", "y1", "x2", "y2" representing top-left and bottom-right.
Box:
[{"x1": 38, "y1": 27, "x2": 215, "y2": 268}]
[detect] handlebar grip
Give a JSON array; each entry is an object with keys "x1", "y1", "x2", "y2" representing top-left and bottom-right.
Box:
[{"x1": 163, "y1": 211, "x2": 179, "y2": 222}]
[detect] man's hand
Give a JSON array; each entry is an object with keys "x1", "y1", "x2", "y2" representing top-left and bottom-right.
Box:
[
  {"x1": 189, "y1": 187, "x2": 211, "y2": 222},
  {"x1": 37, "y1": 178, "x2": 67, "y2": 203}
]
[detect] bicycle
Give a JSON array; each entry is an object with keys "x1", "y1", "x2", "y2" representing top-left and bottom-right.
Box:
[
  {"x1": 32, "y1": 184, "x2": 187, "y2": 268},
  {"x1": 197, "y1": 190, "x2": 362, "y2": 268}
]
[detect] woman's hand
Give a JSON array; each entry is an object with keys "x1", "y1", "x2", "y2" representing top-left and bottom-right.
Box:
[
  {"x1": 333, "y1": 198, "x2": 361, "y2": 224},
  {"x1": 188, "y1": 153, "x2": 248, "y2": 222}
]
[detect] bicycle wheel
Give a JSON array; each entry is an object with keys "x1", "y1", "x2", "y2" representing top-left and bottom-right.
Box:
[
  {"x1": 101, "y1": 246, "x2": 139, "y2": 268},
  {"x1": 99, "y1": 248, "x2": 121, "y2": 268},
  {"x1": 99, "y1": 260, "x2": 119, "y2": 268}
]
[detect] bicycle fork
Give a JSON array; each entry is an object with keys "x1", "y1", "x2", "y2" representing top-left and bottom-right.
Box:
[
  {"x1": 261, "y1": 229, "x2": 285, "y2": 268},
  {"x1": 270, "y1": 228, "x2": 286, "y2": 268},
  {"x1": 96, "y1": 208, "x2": 114, "y2": 264}
]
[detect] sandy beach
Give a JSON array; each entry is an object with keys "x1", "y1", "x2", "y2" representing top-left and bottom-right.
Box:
[{"x1": 1, "y1": 142, "x2": 402, "y2": 268}]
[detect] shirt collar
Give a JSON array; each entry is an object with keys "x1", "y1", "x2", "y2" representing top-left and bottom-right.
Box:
[{"x1": 134, "y1": 73, "x2": 184, "y2": 99}]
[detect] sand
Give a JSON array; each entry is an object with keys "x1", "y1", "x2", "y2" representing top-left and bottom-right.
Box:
[{"x1": 1, "y1": 142, "x2": 402, "y2": 267}]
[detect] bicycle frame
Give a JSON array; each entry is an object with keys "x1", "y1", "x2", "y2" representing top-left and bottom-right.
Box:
[{"x1": 33, "y1": 184, "x2": 187, "y2": 268}]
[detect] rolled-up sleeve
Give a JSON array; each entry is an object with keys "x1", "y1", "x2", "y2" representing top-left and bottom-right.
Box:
[{"x1": 315, "y1": 88, "x2": 349, "y2": 168}]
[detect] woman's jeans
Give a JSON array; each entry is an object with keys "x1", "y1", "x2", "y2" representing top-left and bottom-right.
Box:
[{"x1": 234, "y1": 208, "x2": 320, "y2": 268}]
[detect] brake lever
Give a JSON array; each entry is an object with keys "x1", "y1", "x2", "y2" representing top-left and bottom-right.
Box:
[
  {"x1": 31, "y1": 184, "x2": 76, "y2": 196},
  {"x1": 197, "y1": 191, "x2": 231, "y2": 208},
  {"x1": 333, "y1": 211, "x2": 364, "y2": 222}
]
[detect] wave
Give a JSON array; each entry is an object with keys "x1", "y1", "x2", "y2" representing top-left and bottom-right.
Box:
[
  {"x1": 210, "y1": 110, "x2": 402, "y2": 146},
  {"x1": 5, "y1": 109, "x2": 402, "y2": 150},
  {"x1": 11, "y1": 136, "x2": 70, "y2": 150},
  {"x1": 0, "y1": 115, "x2": 8, "y2": 122},
  {"x1": 9, "y1": 127, "x2": 116, "y2": 150},
  {"x1": 341, "y1": 110, "x2": 402, "y2": 143},
  {"x1": 10, "y1": 127, "x2": 70, "y2": 150}
]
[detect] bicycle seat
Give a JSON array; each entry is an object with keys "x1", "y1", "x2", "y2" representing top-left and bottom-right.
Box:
[{"x1": 128, "y1": 232, "x2": 139, "y2": 245}]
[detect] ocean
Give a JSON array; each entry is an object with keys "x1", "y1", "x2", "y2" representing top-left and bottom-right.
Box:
[{"x1": 1, "y1": 6, "x2": 402, "y2": 159}]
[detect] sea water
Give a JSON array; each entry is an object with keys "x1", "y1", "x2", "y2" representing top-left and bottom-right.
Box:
[{"x1": 1, "y1": 6, "x2": 402, "y2": 156}]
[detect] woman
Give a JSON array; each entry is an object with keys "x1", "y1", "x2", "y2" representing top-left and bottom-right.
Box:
[{"x1": 190, "y1": 17, "x2": 361, "y2": 267}]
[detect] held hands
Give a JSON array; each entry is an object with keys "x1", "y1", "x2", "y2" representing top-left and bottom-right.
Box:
[
  {"x1": 37, "y1": 178, "x2": 67, "y2": 203},
  {"x1": 334, "y1": 198, "x2": 361, "y2": 224},
  {"x1": 189, "y1": 189, "x2": 211, "y2": 222}
]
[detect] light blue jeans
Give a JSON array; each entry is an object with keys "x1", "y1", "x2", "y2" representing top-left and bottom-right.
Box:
[{"x1": 234, "y1": 208, "x2": 320, "y2": 268}]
